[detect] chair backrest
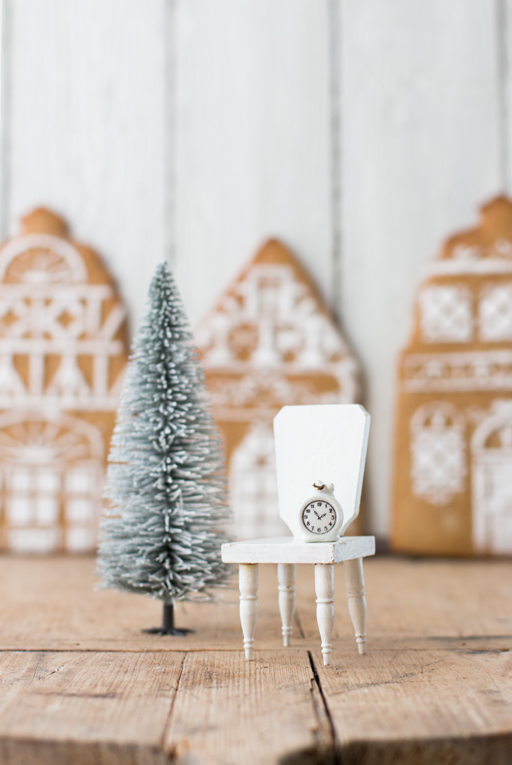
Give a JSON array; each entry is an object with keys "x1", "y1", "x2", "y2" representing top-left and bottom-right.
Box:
[{"x1": 273, "y1": 404, "x2": 370, "y2": 537}]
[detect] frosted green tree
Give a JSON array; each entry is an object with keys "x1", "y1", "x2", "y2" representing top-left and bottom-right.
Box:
[{"x1": 98, "y1": 262, "x2": 232, "y2": 635}]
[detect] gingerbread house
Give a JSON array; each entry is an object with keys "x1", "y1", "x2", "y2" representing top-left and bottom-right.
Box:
[
  {"x1": 392, "y1": 196, "x2": 512, "y2": 555},
  {"x1": 0, "y1": 209, "x2": 128, "y2": 553},
  {"x1": 195, "y1": 239, "x2": 359, "y2": 538}
]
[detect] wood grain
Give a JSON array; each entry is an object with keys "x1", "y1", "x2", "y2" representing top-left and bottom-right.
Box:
[
  {"x1": 1, "y1": 556, "x2": 511, "y2": 653},
  {"x1": 164, "y1": 650, "x2": 326, "y2": 765},
  {"x1": 0, "y1": 556, "x2": 512, "y2": 763},
  {"x1": 0, "y1": 650, "x2": 184, "y2": 765},
  {"x1": 292, "y1": 557, "x2": 512, "y2": 650},
  {"x1": 313, "y1": 647, "x2": 512, "y2": 763},
  {"x1": 0, "y1": 555, "x2": 285, "y2": 652}
]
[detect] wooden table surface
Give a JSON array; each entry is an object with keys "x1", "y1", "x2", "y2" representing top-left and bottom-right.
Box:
[{"x1": 0, "y1": 555, "x2": 511, "y2": 764}]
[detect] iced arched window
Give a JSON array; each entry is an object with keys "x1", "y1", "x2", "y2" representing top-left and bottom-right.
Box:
[
  {"x1": 479, "y1": 284, "x2": 512, "y2": 341},
  {"x1": 420, "y1": 286, "x2": 473, "y2": 342},
  {"x1": 472, "y1": 400, "x2": 512, "y2": 554},
  {"x1": 410, "y1": 402, "x2": 466, "y2": 505},
  {"x1": 0, "y1": 412, "x2": 103, "y2": 552}
]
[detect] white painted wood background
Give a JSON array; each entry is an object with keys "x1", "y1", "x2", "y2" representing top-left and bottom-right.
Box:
[{"x1": 0, "y1": 0, "x2": 507, "y2": 537}]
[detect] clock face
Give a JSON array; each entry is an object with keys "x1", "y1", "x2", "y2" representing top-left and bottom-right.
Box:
[{"x1": 302, "y1": 500, "x2": 337, "y2": 535}]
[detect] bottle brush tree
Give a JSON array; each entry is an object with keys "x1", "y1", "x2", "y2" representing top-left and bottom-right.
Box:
[{"x1": 97, "y1": 262, "x2": 232, "y2": 635}]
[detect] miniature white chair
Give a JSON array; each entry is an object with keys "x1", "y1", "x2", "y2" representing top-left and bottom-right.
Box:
[{"x1": 221, "y1": 405, "x2": 375, "y2": 666}]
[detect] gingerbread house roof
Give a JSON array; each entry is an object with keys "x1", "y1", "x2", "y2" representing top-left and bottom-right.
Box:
[
  {"x1": 195, "y1": 238, "x2": 359, "y2": 412},
  {"x1": 0, "y1": 207, "x2": 128, "y2": 411},
  {"x1": 432, "y1": 196, "x2": 512, "y2": 267}
]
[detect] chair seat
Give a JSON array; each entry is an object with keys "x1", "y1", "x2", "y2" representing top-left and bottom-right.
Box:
[{"x1": 221, "y1": 535, "x2": 375, "y2": 565}]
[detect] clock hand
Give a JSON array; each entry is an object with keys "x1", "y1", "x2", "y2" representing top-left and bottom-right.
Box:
[
  {"x1": 314, "y1": 511, "x2": 320, "y2": 520},
  {"x1": 319, "y1": 513, "x2": 327, "y2": 520}
]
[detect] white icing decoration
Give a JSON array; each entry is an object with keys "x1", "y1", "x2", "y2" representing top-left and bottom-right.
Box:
[
  {"x1": 410, "y1": 402, "x2": 467, "y2": 505},
  {"x1": 420, "y1": 285, "x2": 473, "y2": 343}
]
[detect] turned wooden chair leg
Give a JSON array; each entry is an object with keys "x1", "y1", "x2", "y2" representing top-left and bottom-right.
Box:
[
  {"x1": 239, "y1": 563, "x2": 258, "y2": 660},
  {"x1": 314, "y1": 563, "x2": 334, "y2": 666},
  {"x1": 344, "y1": 557, "x2": 367, "y2": 655},
  {"x1": 277, "y1": 563, "x2": 296, "y2": 647}
]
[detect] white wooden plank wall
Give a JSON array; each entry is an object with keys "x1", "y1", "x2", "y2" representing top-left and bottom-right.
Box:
[
  {"x1": 3, "y1": 0, "x2": 168, "y2": 332},
  {"x1": 173, "y1": 0, "x2": 332, "y2": 321},
  {"x1": 505, "y1": 0, "x2": 512, "y2": 187},
  {"x1": 0, "y1": 0, "x2": 507, "y2": 536},
  {"x1": 338, "y1": 0, "x2": 502, "y2": 535}
]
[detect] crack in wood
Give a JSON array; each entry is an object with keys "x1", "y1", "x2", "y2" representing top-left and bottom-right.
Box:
[
  {"x1": 161, "y1": 651, "x2": 186, "y2": 758},
  {"x1": 277, "y1": 650, "x2": 341, "y2": 765},
  {"x1": 307, "y1": 650, "x2": 341, "y2": 765}
]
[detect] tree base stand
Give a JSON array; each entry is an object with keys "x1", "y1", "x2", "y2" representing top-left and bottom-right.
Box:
[{"x1": 143, "y1": 602, "x2": 193, "y2": 636}]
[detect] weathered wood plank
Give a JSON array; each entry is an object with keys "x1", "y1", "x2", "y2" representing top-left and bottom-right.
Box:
[
  {"x1": 292, "y1": 558, "x2": 512, "y2": 649},
  {"x1": 164, "y1": 650, "x2": 327, "y2": 765},
  {"x1": 313, "y1": 646, "x2": 512, "y2": 763},
  {"x1": 0, "y1": 650, "x2": 184, "y2": 765},
  {"x1": 1, "y1": 556, "x2": 512, "y2": 654},
  {"x1": 173, "y1": 0, "x2": 333, "y2": 326},
  {"x1": 0, "y1": 557, "x2": 511, "y2": 763},
  {"x1": 337, "y1": 0, "x2": 502, "y2": 536},
  {"x1": 0, "y1": 556, "x2": 302, "y2": 652}
]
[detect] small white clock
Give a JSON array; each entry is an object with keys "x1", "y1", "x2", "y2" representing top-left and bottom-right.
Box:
[{"x1": 298, "y1": 481, "x2": 344, "y2": 542}]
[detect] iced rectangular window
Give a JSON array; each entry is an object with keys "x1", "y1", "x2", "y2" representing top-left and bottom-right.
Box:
[
  {"x1": 36, "y1": 496, "x2": 59, "y2": 524},
  {"x1": 37, "y1": 471, "x2": 60, "y2": 493},
  {"x1": 8, "y1": 496, "x2": 32, "y2": 524},
  {"x1": 10, "y1": 469, "x2": 31, "y2": 491},
  {"x1": 420, "y1": 286, "x2": 473, "y2": 342},
  {"x1": 9, "y1": 527, "x2": 60, "y2": 553},
  {"x1": 66, "y1": 527, "x2": 95, "y2": 552},
  {"x1": 66, "y1": 466, "x2": 95, "y2": 493},
  {"x1": 479, "y1": 285, "x2": 512, "y2": 340},
  {"x1": 66, "y1": 498, "x2": 94, "y2": 523}
]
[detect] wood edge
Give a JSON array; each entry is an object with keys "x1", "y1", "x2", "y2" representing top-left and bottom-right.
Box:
[
  {"x1": 336, "y1": 731, "x2": 512, "y2": 764},
  {"x1": 0, "y1": 736, "x2": 171, "y2": 765},
  {"x1": 282, "y1": 731, "x2": 512, "y2": 765},
  {"x1": 221, "y1": 537, "x2": 376, "y2": 564}
]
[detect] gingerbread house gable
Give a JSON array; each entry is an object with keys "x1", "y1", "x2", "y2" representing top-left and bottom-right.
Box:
[
  {"x1": 392, "y1": 196, "x2": 512, "y2": 555},
  {"x1": 0, "y1": 209, "x2": 129, "y2": 552},
  {"x1": 195, "y1": 239, "x2": 359, "y2": 538}
]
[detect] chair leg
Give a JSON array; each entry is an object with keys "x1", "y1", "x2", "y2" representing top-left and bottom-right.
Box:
[
  {"x1": 278, "y1": 563, "x2": 296, "y2": 647},
  {"x1": 344, "y1": 557, "x2": 367, "y2": 655},
  {"x1": 314, "y1": 563, "x2": 334, "y2": 666},
  {"x1": 239, "y1": 564, "x2": 258, "y2": 660}
]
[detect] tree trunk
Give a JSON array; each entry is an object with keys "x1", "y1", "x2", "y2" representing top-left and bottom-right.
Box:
[{"x1": 143, "y1": 602, "x2": 193, "y2": 636}]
